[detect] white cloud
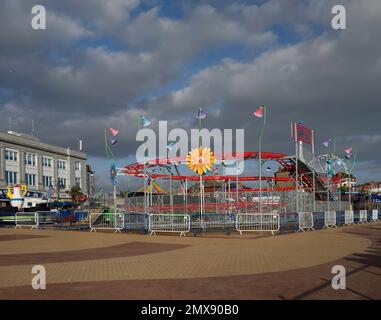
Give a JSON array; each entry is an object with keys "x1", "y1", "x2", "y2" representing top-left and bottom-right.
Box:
[{"x1": 47, "y1": 12, "x2": 94, "y2": 39}]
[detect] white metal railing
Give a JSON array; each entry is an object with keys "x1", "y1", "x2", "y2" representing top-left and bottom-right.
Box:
[
  {"x1": 191, "y1": 213, "x2": 236, "y2": 231},
  {"x1": 89, "y1": 212, "x2": 124, "y2": 232},
  {"x1": 236, "y1": 213, "x2": 280, "y2": 236},
  {"x1": 371, "y1": 209, "x2": 378, "y2": 222},
  {"x1": 324, "y1": 211, "x2": 337, "y2": 228},
  {"x1": 15, "y1": 212, "x2": 38, "y2": 229},
  {"x1": 344, "y1": 210, "x2": 354, "y2": 225},
  {"x1": 359, "y1": 210, "x2": 367, "y2": 224},
  {"x1": 149, "y1": 214, "x2": 190, "y2": 236},
  {"x1": 124, "y1": 213, "x2": 149, "y2": 230},
  {"x1": 298, "y1": 212, "x2": 314, "y2": 232}
]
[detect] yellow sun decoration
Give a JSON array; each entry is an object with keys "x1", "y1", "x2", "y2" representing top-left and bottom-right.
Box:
[{"x1": 186, "y1": 147, "x2": 215, "y2": 176}]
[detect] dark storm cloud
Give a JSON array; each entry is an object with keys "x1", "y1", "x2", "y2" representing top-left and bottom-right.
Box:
[
  {"x1": 135, "y1": 0, "x2": 381, "y2": 180},
  {"x1": 0, "y1": 0, "x2": 380, "y2": 185}
]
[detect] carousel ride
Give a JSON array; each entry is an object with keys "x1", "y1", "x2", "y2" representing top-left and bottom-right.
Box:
[
  {"x1": 119, "y1": 150, "x2": 292, "y2": 215},
  {"x1": 104, "y1": 108, "x2": 356, "y2": 216},
  {"x1": 117, "y1": 148, "x2": 354, "y2": 215}
]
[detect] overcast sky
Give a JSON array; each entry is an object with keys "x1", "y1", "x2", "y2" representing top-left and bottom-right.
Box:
[{"x1": 0, "y1": 0, "x2": 380, "y2": 191}]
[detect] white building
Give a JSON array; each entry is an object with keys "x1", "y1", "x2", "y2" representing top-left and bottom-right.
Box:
[{"x1": 0, "y1": 131, "x2": 89, "y2": 202}]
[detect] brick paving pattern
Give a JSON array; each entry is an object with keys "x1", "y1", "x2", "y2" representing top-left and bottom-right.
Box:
[{"x1": 0, "y1": 223, "x2": 379, "y2": 299}]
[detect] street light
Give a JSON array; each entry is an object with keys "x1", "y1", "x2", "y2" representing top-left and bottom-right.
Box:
[{"x1": 57, "y1": 181, "x2": 65, "y2": 205}]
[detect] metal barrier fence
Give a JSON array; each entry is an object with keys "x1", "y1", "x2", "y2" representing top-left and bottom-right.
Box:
[
  {"x1": 123, "y1": 213, "x2": 149, "y2": 231},
  {"x1": 36, "y1": 211, "x2": 60, "y2": 225},
  {"x1": 344, "y1": 210, "x2": 354, "y2": 225},
  {"x1": 372, "y1": 209, "x2": 379, "y2": 222},
  {"x1": 0, "y1": 212, "x2": 17, "y2": 225},
  {"x1": 190, "y1": 213, "x2": 236, "y2": 233},
  {"x1": 15, "y1": 212, "x2": 38, "y2": 229},
  {"x1": 149, "y1": 214, "x2": 190, "y2": 236},
  {"x1": 89, "y1": 212, "x2": 124, "y2": 232},
  {"x1": 324, "y1": 211, "x2": 337, "y2": 228},
  {"x1": 8, "y1": 209, "x2": 380, "y2": 235},
  {"x1": 359, "y1": 210, "x2": 368, "y2": 223},
  {"x1": 236, "y1": 213, "x2": 280, "y2": 236},
  {"x1": 298, "y1": 212, "x2": 314, "y2": 232}
]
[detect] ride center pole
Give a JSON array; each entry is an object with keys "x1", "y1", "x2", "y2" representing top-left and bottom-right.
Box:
[{"x1": 259, "y1": 106, "x2": 267, "y2": 213}]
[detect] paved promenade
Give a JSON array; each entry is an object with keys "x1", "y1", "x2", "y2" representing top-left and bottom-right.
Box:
[{"x1": 0, "y1": 223, "x2": 380, "y2": 299}]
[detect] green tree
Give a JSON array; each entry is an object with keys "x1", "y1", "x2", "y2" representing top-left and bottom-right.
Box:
[
  {"x1": 339, "y1": 185, "x2": 349, "y2": 193},
  {"x1": 68, "y1": 186, "x2": 83, "y2": 202}
]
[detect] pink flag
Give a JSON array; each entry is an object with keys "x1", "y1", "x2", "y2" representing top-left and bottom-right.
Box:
[
  {"x1": 253, "y1": 106, "x2": 264, "y2": 118},
  {"x1": 109, "y1": 127, "x2": 119, "y2": 137},
  {"x1": 292, "y1": 123, "x2": 313, "y2": 145},
  {"x1": 345, "y1": 147, "x2": 353, "y2": 155}
]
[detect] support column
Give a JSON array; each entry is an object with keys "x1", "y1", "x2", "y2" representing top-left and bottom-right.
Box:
[
  {"x1": 0, "y1": 146, "x2": 5, "y2": 183},
  {"x1": 81, "y1": 160, "x2": 87, "y2": 195},
  {"x1": 37, "y1": 154, "x2": 44, "y2": 191},
  {"x1": 53, "y1": 156, "x2": 58, "y2": 195},
  {"x1": 67, "y1": 155, "x2": 72, "y2": 190},
  {"x1": 19, "y1": 151, "x2": 25, "y2": 184}
]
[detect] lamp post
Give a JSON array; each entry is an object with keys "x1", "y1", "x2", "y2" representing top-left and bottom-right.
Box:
[
  {"x1": 57, "y1": 182, "x2": 65, "y2": 206},
  {"x1": 258, "y1": 106, "x2": 267, "y2": 213}
]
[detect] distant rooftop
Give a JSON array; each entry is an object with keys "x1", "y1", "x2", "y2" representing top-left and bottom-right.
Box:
[
  {"x1": 0, "y1": 131, "x2": 86, "y2": 160},
  {"x1": 6, "y1": 131, "x2": 41, "y2": 141}
]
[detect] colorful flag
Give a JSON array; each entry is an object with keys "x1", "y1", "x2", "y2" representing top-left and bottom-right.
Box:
[
  {"x1": 323, "y1": 139, "x2": 331, "y2": 147},
  {"x1": 253, "y1": 106, "x2": 264, "y2": 118},
  {"x1": 292, "y1": 122, "x2": 313, "y2": 145},
  {"x1": 140, "y1": 116, "x2": 151, "y2": 128},
  {"x1": 197, "y1": 108, "x2": 206, "y2": 119},
  {"x1": 109, "y1": 127, "x2": 119, "y2": 137},
  {"x1": 110, "y1": 163, "x2": 117, "y2": 185},
  {"x1": 110, "y1": 139, "x2": 118, "y2": 145},
  {"x1": 345, "y1": 147, "x2": 353, "y2": 155},
  {"x1": 327, "y1": 160, "x2": 333, "y2": 178}
]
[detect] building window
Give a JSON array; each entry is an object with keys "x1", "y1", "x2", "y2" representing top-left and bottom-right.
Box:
[
  {"x1": 25, "y1": 173, "x2": 36, "y2": 187},
  {"x1": 75, "y1": 161, "x2": 81, "y2": 171},
  {"x1": 58, "y1": 178, "x2": 67, "y2": 189},
  {"x1": 25, "y1": 153, "x2": 36, "y2": 166},
  {"x1": 75, "y1": 177, "x2": 81, "y2": 188},
  {"x1": 57, "y1": 160, "x2": 67, "y2": 170},
  {"x1": 5, "y1": 150, "x2": 18, "y2": 161},
  {"x1": 42, "y1": 157, "x2": 52, "y2": 168},
  {"x1": 43, "y1": 176, "x2": 52, "y2": 188},
  {"x1": 5, "y1": 171, "x2": 18, "y2": 184}
]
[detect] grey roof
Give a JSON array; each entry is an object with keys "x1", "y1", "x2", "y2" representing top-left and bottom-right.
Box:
[{"x1": 0, "y1": 131, "x2": 86, "y2": 160}]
